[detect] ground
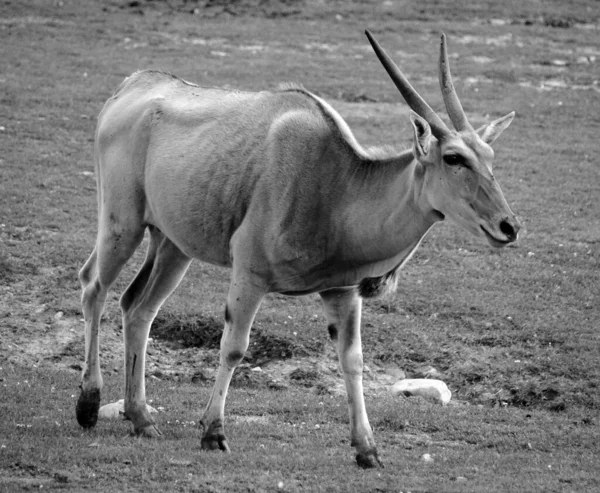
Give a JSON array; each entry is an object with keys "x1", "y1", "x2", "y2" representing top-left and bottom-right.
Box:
[{"x1": 1, "y1": 0, "x2": 599, "y2": 491}]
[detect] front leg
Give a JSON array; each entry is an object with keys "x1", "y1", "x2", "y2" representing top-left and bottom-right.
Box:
[
  {"x1": 320, "y1": 288, "x2": 383, "y2": 469},
  {"x1": 200, "y1": 271, "x2": 265, "y2": 452}
]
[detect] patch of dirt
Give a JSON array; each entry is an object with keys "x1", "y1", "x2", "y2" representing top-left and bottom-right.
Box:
[
  {"x1": 0, "y1": 298, "x2": 406, "y2": 398},
  {"x1": 0, "y1": 227, "x2": 576, "y2": 406},
  {"x1": 201, "y1": 0, "x2": 305, "y2": 18},
  {"x1": 518, "y1": 80, "x2": 600, "y2": 93},
  {"x1": 151, "y1": 313, "x2": 223, "y2": 350},
  {"x1": 0, "y1": 305, "x2": 84, "y2": 370},
  {"x1": 144, "y1": 312, "x2": 410, "y2": 395},
  {"x1": 151, "y1": 312, "x2": 322, "y2": 365},
  {"x1": 289, "y1": 367, "x2": 321, "y2": 387},
  {"x1": 456, "y1": 33, "x2": 514, "y2": 47},
  {"x1": 119, "y1": 0, "x2": 305, "y2": 18},
  {"x1": 507, "y1": 382, "x2": 567, "y2": 412}
]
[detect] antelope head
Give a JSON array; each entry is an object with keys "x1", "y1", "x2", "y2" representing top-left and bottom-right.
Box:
[{"x1": 366, "y1": 31, "x2": 521, "y2": 247}]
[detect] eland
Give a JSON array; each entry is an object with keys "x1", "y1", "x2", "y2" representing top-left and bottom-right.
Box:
[{"x1": 76, "y1": 30, "x2": 520, "y2": 468}]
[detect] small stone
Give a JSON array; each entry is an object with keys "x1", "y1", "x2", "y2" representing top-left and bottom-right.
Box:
[
  {"x1": 98, "y1": 401, "x2": 124, "y2": 419},
  {"x1": 391, "y1": 379, "x2": 452, "y2": 405},
  {"x1": 421, "y1": 453, "x2": 434, "y2": 462},
  {"x1": 98, "y1": 399, "x2": 157, "y2": 420}
]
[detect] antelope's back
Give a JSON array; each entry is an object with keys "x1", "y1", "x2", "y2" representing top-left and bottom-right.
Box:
[{"x1": 94, "y1": 71, "x2": 348, "y2": 269}]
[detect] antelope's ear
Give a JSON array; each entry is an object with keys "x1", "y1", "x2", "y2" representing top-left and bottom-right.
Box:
[
  {"x1": 477, "y1": 111, "x2": 515, "y2": 144},
  {"x1": 409, "y1": 111, "x2": 432, "y2": 160}
]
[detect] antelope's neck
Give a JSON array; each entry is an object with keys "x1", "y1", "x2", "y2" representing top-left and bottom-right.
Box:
[{"x1": 336, "y1": 149, "x2": 438, "y2": 270}]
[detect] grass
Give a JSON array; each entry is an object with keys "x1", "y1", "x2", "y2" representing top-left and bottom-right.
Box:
[
  {"x1": 1, "y1": 0, "x2": 600, "y2": 491},
  {"x1": 2, "y1": 365, "x2": 599, "y2": 492}
]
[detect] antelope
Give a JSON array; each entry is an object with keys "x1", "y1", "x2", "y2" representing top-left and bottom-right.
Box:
[{"x1": 76, "y1": 30, "x2": 520, "y2": 468}]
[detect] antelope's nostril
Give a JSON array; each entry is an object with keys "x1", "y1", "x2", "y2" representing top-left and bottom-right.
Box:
[{"x1": 499, "y1": 219, "x2": 519, "y2": 241}]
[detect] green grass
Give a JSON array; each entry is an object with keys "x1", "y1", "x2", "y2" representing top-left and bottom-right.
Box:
[
  {"x1": 2, "y1": 365, "x2": 599, "y2": 492},
  {"x1": 1, "y1": 0, "x2": 600, "y2": 491}
]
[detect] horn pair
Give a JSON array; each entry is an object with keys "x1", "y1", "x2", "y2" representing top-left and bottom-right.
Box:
[{"x1": 365, "y1": 30, "x2": 473, "y2": 139}]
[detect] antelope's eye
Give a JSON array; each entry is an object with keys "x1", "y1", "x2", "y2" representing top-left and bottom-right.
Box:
[{"x1": 443, "y1": 153, "x2": 465, "y2": 167}]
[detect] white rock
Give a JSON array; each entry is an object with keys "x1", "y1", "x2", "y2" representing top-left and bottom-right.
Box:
[
  {"x1": 98, "y1": 401, "x2": 124, "y2": 420},
  {"x1": 421, "y1": 453, "x2": 434, "y2": 462},
  {"x1": 391, "y1": 379, "x2": 452, "y2": 405},
  {"x1": 98, "y1": 399, "x2": 158, "y2": 420}
]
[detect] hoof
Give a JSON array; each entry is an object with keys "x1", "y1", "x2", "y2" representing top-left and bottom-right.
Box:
[
  {"x1": 201, "y1": 433, "x2": 230, "y2": 452},
  {"x1": 356, "y1": 449, "x2": 384, "y2": 469},
  {"x1": 200, "y1": 418, "x2": 230, "y2": 452},
  {"x1": 76, "y1": 389, "x2": 101, "y2": 429},
  {"x1": 134, "y1": 424, "x2": 162, "y2": 438}
]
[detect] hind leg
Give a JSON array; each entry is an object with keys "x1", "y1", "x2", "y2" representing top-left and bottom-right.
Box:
[
  {"x1": 77, "y1": 221, "x2": 144, "y2": 429},
  {"x1": 119, "y1": 227, "x2": 192, "y2": 437}
]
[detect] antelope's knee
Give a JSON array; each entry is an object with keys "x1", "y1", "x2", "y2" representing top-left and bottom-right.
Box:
[
  {"x1": 224, "y1": 349, "x2": 245, "y2": 368},
  {"x1": 81, "y1": 278, "x2": 102, "y2": 305},
  {"x1": 340, "y1": 350, "x2": 364, "y2": 376}
]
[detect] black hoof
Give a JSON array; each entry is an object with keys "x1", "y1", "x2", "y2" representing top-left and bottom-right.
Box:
[
  {"x1": 201, "y1": 434, "x2": 230, "y2": 452},
  {"x1": 76, "y1": 389, "x2": 101, "y2": 429},
  {"x1": 356, "y1": 450, "x2": 384, "y2": 469}
]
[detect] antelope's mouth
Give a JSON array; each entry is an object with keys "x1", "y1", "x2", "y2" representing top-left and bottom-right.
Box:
[
  {"x1": 481, "y1": 226, "x2": 511, "y2": 248},
  {"x1": 432, "y1": 209, "x2": 446, "y2": 221}
]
